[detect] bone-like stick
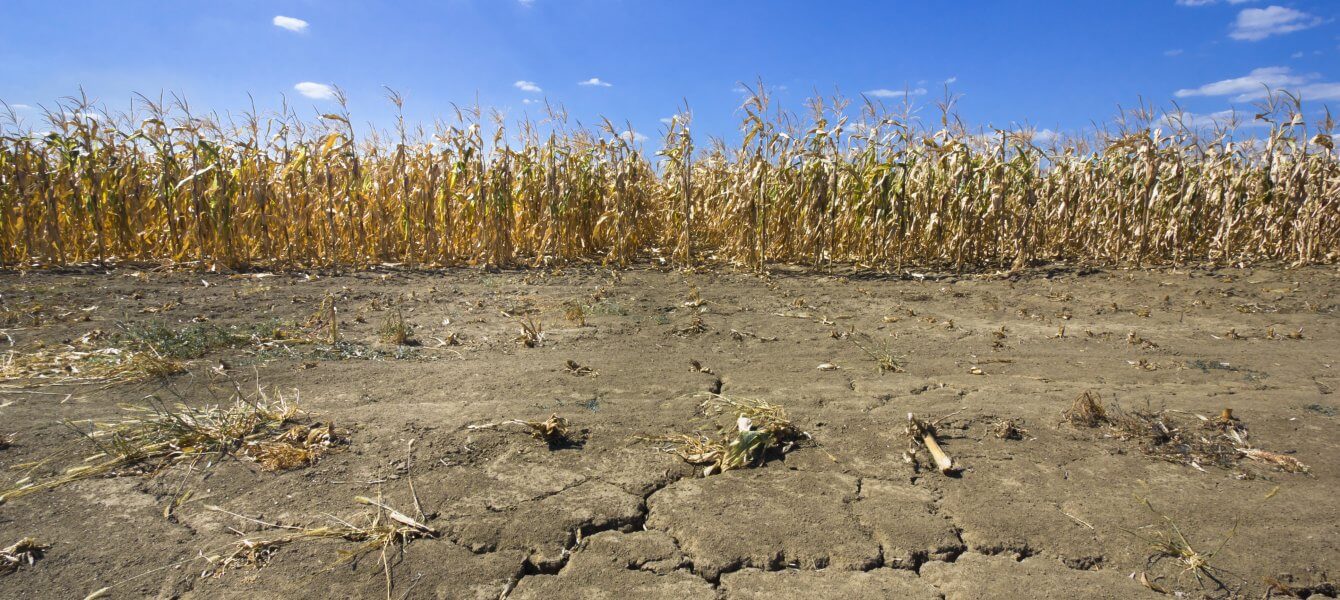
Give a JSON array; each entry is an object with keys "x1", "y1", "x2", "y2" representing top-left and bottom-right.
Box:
[{"x1": 907, "y1": 413, "x2": 955, "y2": 474}]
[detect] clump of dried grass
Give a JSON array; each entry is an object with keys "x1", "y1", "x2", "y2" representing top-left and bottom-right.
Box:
[
  {"x1": 516, "y1": 317, "x2": 545, "y2": 348},
  {"x1": 1063, "y1": 394, "x2": 1308, "y2": 473},
  {"x1": 642, "y1": 394, "x2": 809, "y2": 476},
  {"x1": 851, "y1": 332, "x2": 904, "y2": 374},
  {"x1": 379, "y1": 308, "x2": 411, "y2": 346},
  {"x1": 205, "y1": 495, "x2": 436, "y2": 597},
  {"x1": 0, "y1": 537, "x2": 48, "y2": 575},
  {"x1": 0, "y1": 386, "x2": 339, "y2": 505},
  {"x1": 519, "y1": 413, "x2": 570, "y2": 445},
  {"x1": 1063, "y1": 391, "x2": 1109, "y2": 427},
  {"x1": 0, "y1": 346, "x2": 185, "y2": 385},
  {"x1": 992, "y1": 418, "x2": 1027, "y2": 440},
  {"x1": 1128, "y1": 497, "x2": 1238, "y2": 591},
  {"x1": 467, "y1": 413, "x2": 577, "y2": 448}
]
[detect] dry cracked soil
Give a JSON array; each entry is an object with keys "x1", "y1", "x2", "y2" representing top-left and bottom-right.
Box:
[{"x1": 0, "y1": 264, "x2": 1336, "y2": 599}]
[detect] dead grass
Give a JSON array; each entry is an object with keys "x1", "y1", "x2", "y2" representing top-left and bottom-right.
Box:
[
  {"x1": 516, "y1": 317, "x2": 545, "y2": 348},
  {"x1": 0, "y1": 346, "x2": 185, "y2": 385},
  {"x1": 0, "y1": 386, "x2": 339, "y2": 505},
  {"x1": 379, "y1": 308, "x2": 411, "y2": 346},
  {"x1": 1063, "y1": 390, "x2": 1109, "y2": 427},
  {"x1": 642, "y1": 394, "x2": 809, "y2": 476},
  {"x1": 1128, "y1": 497, "x2": 1239, "y2": 591},
  {"x1": 851, "y1": 332, "x2": 905, "y2": 374},
  {"x1": 205, "y1": 495, "x2": 436, "y2": 599},
  {"x1": 1063, "y1": 394, "x2": 1309, "y2": 473}
]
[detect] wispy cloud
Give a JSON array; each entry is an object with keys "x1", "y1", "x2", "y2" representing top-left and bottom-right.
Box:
[
  {"x1": 1156, "y1": 109, "x2": 1264, "y2": 129},
  {"x1": 1164, "y1": 49, "x2": 1184, "y2": 57},
  {"x1": 1175, "y1": 0, "x2": 1255, "y2": 6},
  {"x1": 619, "y1": 130, "x2": 648, "y2": 143},
  {"x1": 294, "y1": 82, "x2": 336, "y2": 100},
  {"x1": 8, "y1": 103, "x2": 32, "y2": 110},
  {"x1": 518, "y1": 0, "x2": 536, "y2": 6},
  {"x1": 1230, "y1": 6, "x2": 1322, "y2": 41},
  {"x1": 944, "y1": 76, "x2": 958, "y2": 84},
  {"x1": 1175, "y1": 66, "x2": 1340, "y2": 101},
  {"x1": 863, "y1": 87, "x2": 928, "y2": 99},
  {"x1": 273, "y1": 15, "x2": 309, "y2": 33},
  {"x1": 514, "y1": 80, "x2": 542, "y2": 93},
  {"x1": 578, "y1": 77, "x2": 612, "y2": 88}
]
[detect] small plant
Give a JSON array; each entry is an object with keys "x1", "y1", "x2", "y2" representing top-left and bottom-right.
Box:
[
  {"x1": 306, "y1": 294, "x2": 340, "y2": 344},
  {"x1": 851, "y1": 332, "x2": 904, "y2": 374},
  {"x1": 379, "y1": 308, "x2": 411, "y2": 346},
  {"x1": 683, "y1": 287, "x2": 705, "y2": 307},
  {"x1": 516, "y1": 317, "x2": 545, "y2": 347},
  {"x1": 1063, "y1": 391, "x2": 1109, "y2": 427},
  {"x1": 992, "y1": 419, "x2": 1027, "y2": 440},
  {"x1": 1127, "y1": 497, "x2": 1238, "y2": 590},
  {"x1": 564, "y1": 303, "x2": 587, "y2": 326}
]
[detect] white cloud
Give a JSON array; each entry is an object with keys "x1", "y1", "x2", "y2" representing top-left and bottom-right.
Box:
[
  {"x1": 294, "y1": 82, "x2": 336, "y2": 100},
  {"x1": 1230, "y1": 6, "x2": 1322, "y2": 41},
  {"x1": 273, "y1": 15, "x2": 309, "y2": 33},
  {"x1": 9, "y1": 103, "x2": 31, "y2": 110},
  {"x1": 863, "y1": 87, "x2": 928, "y2": 99},
  {"x1": 1176, "y1": 66, "x2": 1304, "y2": 100},
  {"x1": 1176, "y1": 0, "x2": 1256, "y2": 6},
  {"x1": 1164, "y1": 49, "x2": 1184, "y2": 57},
  {"x1": 522, "y1": 98, "x2": 538, "y2": 105},
  {"x1": 1156, "y1": 109, "x2": 1266, "y2": 129},
  {"x1": 944, "y1": 76, "x2": 958, "y2": 84},
  {"x1": 619, "y1": 130, "x2": 648, "y2": 143},
  {"x1": 518, "y1": 0, "x2": 536, "y2": 6},
  {"x1": 514, "y1": 80, "x2": 542, "y2": 93},
  {"x1": 1291, "y1": 51, "x2": 1304, "y2": 58},
  {"x1": 1175, "y1": 66, "x2": 1340, "y2": 101},
  {"x1": 578, "y1": 77, "x2": 612, "y2": 87}
]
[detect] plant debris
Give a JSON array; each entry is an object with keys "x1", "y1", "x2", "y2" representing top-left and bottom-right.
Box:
[
  {"x1": 467, "y1": 413, "x2": 577, "y2": 448},
  {"x1": 0, "y1": 386, "x2": 341, "y2": 505},
  {"x1": 1063, "y1": 390, "x2": 1109, "y2": 427},
  {"x1": 564, "y1": 360, "x2": 596, "y2": 376},
  {"x1": 1, "y1": 537, "x2": 48, "y2": 575},
  {"x1": 905, "y1": 411, "x2": 960, "y2": 475},
  {"x1": 205, "y1": 495, "x2": 436, "y2": 597},
  {"x1": 1064, "y1": 395, "x2": 1308, "y2": 473},
  {"x1": 643, "y1": 394, "x2": 809, "y2": 476},
  {"x1": 992, "y1": 418, "x2": 1027, "y2": 440},
  {"x1": 1127, "y1": 496, "x2": 1238, "y2": 590}
]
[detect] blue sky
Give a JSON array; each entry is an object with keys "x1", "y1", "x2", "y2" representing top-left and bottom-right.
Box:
[{"x1": 2, "y1": 0, "x2": 1337, "y2": 143}]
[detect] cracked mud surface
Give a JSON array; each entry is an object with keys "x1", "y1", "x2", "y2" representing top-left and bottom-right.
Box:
[{"x1": 0, "y1": 264, "x2": 1337, "y2": 598}]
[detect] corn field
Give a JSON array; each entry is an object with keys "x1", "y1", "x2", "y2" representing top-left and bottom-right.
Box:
[{"x1": 1, "y1": 89, "x2": 1336, "y2": 271}]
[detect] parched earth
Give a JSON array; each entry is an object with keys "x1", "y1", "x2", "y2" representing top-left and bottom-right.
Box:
[{"x1": 0, "y1": 263, "x2": 1336, "y2": 599}]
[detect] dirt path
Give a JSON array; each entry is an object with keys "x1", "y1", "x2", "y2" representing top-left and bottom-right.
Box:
[{"x1": 0, "y1": 265, "x2": 1336, "y2": 599}]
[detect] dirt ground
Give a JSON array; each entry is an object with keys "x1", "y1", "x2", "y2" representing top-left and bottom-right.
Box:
[{"x1": 0, "y1": 263, "x2": 1337, "y2": 599}]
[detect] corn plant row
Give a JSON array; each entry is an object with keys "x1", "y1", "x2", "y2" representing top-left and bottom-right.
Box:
[{"x1": 0, "y1": 89, "x2": 1335, "y2": 270}]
